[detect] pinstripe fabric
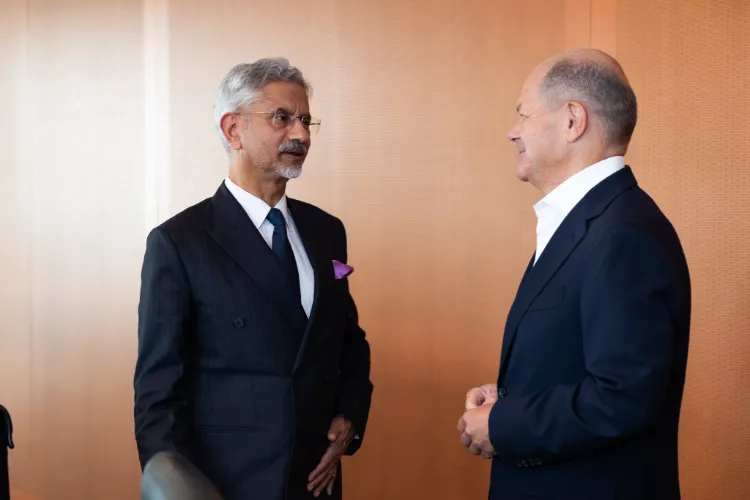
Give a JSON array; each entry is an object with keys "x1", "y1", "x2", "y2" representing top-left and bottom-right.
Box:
[{"x1": 134, "y1": 183, "x2": 373, "y2": 500}]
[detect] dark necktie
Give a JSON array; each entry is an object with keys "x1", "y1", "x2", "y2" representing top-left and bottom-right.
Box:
[{"x1": 266, "y1": 208, "x2": 301, "y2": 302}]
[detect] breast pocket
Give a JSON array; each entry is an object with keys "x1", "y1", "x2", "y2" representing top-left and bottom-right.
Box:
[{"x1": 527, "y1": 287, "x2": 566, "y2": 312}]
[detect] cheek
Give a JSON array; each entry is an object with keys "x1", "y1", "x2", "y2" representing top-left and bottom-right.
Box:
[
  {"x1": 247, "y1": 133, "x2": 279, "y2": 156},
  {"x1": 531, "y1": 122, "x2": 559, "y2": 156},
  {"x1": 521, "y1": 128, "x2": 539, "y2": 155}
]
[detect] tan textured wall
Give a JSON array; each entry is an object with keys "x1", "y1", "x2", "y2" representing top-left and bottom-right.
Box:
[
  {"x1": 615, "y1": 1, "x2": 750, "y2": 498},
  {"x1": 1, "y1": 0, "x2": 748, "y2": 499},
  {"x1": 1, "y1": 0, "x2": 146, "y2": 498},
  {"x1": 168, "y1": 1, "x2": 565, "y2": 498}
]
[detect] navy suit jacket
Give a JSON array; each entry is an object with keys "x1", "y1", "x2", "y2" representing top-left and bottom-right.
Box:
[
  {"x1": 488, "y1": 167, "x2": 691, "y2": 500},
  {"x1": 134, "y1": 183, "x2": 373, "y2": 500}
]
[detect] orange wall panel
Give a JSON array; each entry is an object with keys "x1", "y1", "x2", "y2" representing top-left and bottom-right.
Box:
[{"x1": 1, "y1": 1, "x2": 748, "y2": 499}]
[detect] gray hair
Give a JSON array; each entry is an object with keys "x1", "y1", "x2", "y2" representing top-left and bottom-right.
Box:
[
  {"x1": 213, "y1": 57, "x2": 312, "y2": 153},
  {"x1": 540, "y1": 59, "x2": 637, "y2": 147}
]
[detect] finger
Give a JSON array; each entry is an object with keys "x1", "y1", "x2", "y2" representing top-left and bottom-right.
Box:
[
  {"x1": 311, "y1": 434, "x2": 349, "y2": 482},
  {"x1": 308, "y1": 468, "x2": 333, "y2": 494},
  {"x1": 313, "y1": 478, "x2": 327, "y2": 497},
  {"x1": 481, "y1": 450, "x2": 494, "y2": 459},
  {"x1": 308, "y1": 443, "x2": 340, "y2": 480},
  {"x1": 313, "y1": 470, "x2": 335, "y2": 497},
  {"x1": 469, "y1": 443, "x2": 482, "y2": 455},
  {"x1": 333, "y1": 428, "x2": 351, "y2": 447},
  {"x1": 327, "y1": 474, "x2": 335, "y2": 495},
  {"x1": 465, "y1": 390, "x2": 478, "y2": 409},
  {"x1": 457, "y1": 418, "x2": 466, "y2": 434},
  {"x1": 460, "y1": 433, "x2": 472, "y2": 447},
  {"x1": 308, "y1": 446, "x2": 337, "y2": 481}
]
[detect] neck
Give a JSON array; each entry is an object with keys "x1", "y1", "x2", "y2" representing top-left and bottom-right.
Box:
[
  {"x1": 537, "y1": 147, "x2": 623, "y2": 195},
  {"x1": 229, "y1": 160, "x2": 287, "y2": 207}
]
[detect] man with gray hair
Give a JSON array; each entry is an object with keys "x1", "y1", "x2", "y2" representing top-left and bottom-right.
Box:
[
  {"x1": 458, "y1": 49, "x2": 691, "y2": 500},
  {"x1": 134, "y1": 57, "x2": 373, "y2": 500}
]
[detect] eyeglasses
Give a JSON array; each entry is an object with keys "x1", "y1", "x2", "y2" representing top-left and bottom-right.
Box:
[{"x1": 235, "y1": 109, "x2": 321, "y2": 136}]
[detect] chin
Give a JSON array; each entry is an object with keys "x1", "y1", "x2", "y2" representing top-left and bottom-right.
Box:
[
  {"x1": 517, "y1": 154, "x2": 542, "y2": 183},
  {"x1": 277, "y1": 165, "x2": 303, "y2": 179},
  {"x1": 516, "y1": 166, "x2": 531, "y2": 183}
]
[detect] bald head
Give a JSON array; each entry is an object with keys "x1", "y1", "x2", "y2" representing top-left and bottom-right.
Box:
[
  {"x1": 538, "y1": 48, "x2": 637, "y2": 149},
  {"x1": 543, "y1": 48, "x2": 629, "y2": 80}
]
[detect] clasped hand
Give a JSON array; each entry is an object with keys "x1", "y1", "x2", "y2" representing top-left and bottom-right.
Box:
[{"x1": 457, "y1": 383, "x2": 497, "y2": 459}]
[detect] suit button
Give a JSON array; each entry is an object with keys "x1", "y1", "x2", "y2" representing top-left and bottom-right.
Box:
[
  {"x1": 498, "y1": 388, "x2": 507, "y2": 398},
  {"x1": 515, "y1": 459, "x2": 523, "y2": 467},
  {"x1": 233, "y1": 317, "x2": 245, "y2": 329},
  {"x1": 533, "y1": 458, "x2": 543, "y2": 466},
  {"x1": 521, "y1": 459, "x2": 529, "y2": 467}
]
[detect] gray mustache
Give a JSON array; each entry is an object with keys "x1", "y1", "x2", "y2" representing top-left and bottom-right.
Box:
[{"x1": 278, "y1": 141, "x2": 307, "y2": 155}]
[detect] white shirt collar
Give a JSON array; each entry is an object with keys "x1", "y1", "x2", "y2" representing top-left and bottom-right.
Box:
[
  {"x1": 531, "y1": 156, "x2": 625, "y2": 264},
  {"x1": 534, "y1": 156, "x2": 626, "y2": 217},
  {"x1": 223, "y1": 176, "x2": 290, "y2": 229}
]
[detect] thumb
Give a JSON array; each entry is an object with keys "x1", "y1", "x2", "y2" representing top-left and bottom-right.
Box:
[
  {"x1": 465, "y1": 391, "x2": 482, "y2": 410},
  {"x1": 328, "y1": 419, "x2": 344, "y2": 441}
]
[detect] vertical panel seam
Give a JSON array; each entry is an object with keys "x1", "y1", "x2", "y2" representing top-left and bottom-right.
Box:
[{"x1": 143, "y1": 0, "x2": 171, "y2": 235}]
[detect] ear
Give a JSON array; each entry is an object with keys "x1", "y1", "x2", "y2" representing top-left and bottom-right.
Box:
[
  {"x1": 220, "y1": 112, "x2": 243, "y2": 151},
  {"x1": 564, "y1": 100, "x2": 588, "y2": 143}
]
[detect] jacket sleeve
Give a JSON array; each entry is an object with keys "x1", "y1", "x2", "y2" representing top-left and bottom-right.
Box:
[
  {"x1": 332, "y1": 218, "x2": 373, "y2": 455},
  {"x1": 489, "y1": 225, "x2": 678, "y2": 464},
  {"x1": 133, "y1": 227, "x2": 194, "y2": 468}
]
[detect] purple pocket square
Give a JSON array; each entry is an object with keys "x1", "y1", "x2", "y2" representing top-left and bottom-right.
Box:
[{"x1": 332, "y1": 260, "x2": 354, "y2": 279}]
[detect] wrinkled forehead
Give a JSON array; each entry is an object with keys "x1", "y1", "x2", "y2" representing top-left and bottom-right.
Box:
[{"x1": 252, "y1": 81, "x2": 310, "y2": 114}]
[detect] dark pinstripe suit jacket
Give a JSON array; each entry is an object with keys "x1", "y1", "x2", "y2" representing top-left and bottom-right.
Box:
[{"x1": 134, "y1": 183, "x2": 373, "y2": 500}]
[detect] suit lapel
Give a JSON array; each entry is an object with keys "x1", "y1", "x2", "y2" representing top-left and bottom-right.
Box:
[
  {"x1": 500, "y1": 215, "x2": 587, "y2": 369},
  {"x1": 207, "y1": 183, "x2": 308, "y2": 333},
  {"x1": 288, "y1": 199, "x2": 334, "y2": 371},
  {"x1": 500, "y1": 167, "x2": 639, "y2": 371},
  {"x1": 501, "y1": 252, "x2": 536, "y2": 357}
]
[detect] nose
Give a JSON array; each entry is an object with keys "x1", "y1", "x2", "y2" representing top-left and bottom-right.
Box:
[
  {"x1": 507, "y1": 122, "x2": 521, "y2": 142},
  {"x1": 288, "y1": 118, "x2": 311, "y2": 145}
]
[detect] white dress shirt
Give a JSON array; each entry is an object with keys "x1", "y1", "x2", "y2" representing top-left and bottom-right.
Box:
[
  {"x1": 224, "y1": 177, "x2": 315, "y2": 317},
  {"x1": 533, "y1": 156, "x2": 625, "y2": 264}
]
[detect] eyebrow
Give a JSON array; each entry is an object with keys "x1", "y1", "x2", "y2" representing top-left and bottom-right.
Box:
[{"x1": 273, "y1": 107, "x2": 311, "y2": 117}]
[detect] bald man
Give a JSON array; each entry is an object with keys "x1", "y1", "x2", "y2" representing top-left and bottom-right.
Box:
[{"x1": 458, "y1": 49, "x2": 691, "y2": 500}]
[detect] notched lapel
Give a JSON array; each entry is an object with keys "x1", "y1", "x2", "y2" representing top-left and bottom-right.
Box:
[
  {"x1": 500, "y1": 216, "x2": 587, "y2": 369},
  {"x1": 499, "y1": 166, "x2": 639, "y2": 371},
  {"x1": 207, "y1": 184, "x2": 308, "y2": 333}
]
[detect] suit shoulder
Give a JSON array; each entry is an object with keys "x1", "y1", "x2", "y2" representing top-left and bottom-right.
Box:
[
  {"x1": 592, "y1": 186, "x2": 687, "y2": 263},
  {"x1": 600, "y1": 186, "x2": 676, "y2": 233},
  {"x1": 290, "y1": 198, "x2": 345, "y2": 228},
  {"x1": 151, "y1": 197, "x2": 213, "y2": 238}
]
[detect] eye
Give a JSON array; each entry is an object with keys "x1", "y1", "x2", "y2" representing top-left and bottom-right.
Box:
[
  {"x1": 271, "y1": 111, "x2": 290, "y2": 126},
  {"x1": 299, "y1": 115, "x2": 312, "y2": 128}
]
